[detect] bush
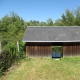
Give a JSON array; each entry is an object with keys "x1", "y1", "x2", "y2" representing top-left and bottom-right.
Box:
[
  {"x1": 0, "y1": 50, "x2": 26, "y2": 77},
  {"x1": 0, "y1": 41, "x2": 26, "y2": 77},
  {"x1": 0, "y1": 50, "x2": 16, "y2": 76}
]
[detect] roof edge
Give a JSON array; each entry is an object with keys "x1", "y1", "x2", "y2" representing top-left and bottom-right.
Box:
[
  {"x1": 22, "y1": 40, "x2": 80, "y2": 42},
  {"x1": 27, "y1": 26, "x2": 80, "y2": 27}
]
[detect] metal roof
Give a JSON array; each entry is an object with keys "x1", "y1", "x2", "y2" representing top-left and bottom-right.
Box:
[{"x1": 22, "y1": 26, "x2": 80, "y2": 42}]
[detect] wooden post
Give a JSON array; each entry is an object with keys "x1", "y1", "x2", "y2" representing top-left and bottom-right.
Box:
[
  {"x1": 0, "y1": 41, "x2": 2, "y2": 54},
  {"x1": 17, "y1": 41, "x2": 19, "y2": 52}
]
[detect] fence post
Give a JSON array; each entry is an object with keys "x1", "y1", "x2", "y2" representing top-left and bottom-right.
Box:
[
  {"x1": 0, "y1": 41, "x2": 2, "y2": 54},
  {"x1": 17, "y1": 41, "x2": 19, "y2": 52}
]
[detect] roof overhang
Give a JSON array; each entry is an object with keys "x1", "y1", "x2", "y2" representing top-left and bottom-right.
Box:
[{"x1": 22, "y1": 40, "x2": 80, "y2": 42}]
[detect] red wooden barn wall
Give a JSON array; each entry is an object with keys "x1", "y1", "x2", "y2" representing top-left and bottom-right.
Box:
[
  {"x1": 26, "y1": 42, "x2": 52, "y2": 57},
  {"x1": 63, "y1": 42, "x2": 80, "y2": 57}
]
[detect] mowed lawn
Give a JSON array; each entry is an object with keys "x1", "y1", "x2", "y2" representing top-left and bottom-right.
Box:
[{"x1": 1, "y1": 57, "x2": 80, "y2": 80}]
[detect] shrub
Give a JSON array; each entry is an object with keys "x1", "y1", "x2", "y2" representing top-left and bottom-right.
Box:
[{"x1": 0, "y1": 41, "x2": 26, "y2": 77}]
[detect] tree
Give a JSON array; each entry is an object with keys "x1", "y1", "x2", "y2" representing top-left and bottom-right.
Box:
[
  {"x1": 26, "y1": 20, "x2": 47, "y2": 26},
  {"x1": 61, "y1": 14, "x2": 67, "y2": 26},
  {"x1": 54, "y1": 19, "x2": 64, "y2": 26},
  {"x1": 75, "y1": 6, "x2": 80, "y2": 26},
  {"x1": 40, "y1": 21, "x2": 47, "y2": 26},
  {"x1": 0, "y1": 11, "x2": 25, "y2": 52},
  {"x1": 61, "y1": 9, "x2": 75, "y2": 26},
  {"x1": 46, "y1": 18, "x2": 53, "y2": 26}
]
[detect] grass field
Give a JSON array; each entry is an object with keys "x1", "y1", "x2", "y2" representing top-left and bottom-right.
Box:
[{"x1": 1, "y1": 57, "x2": 80, "y2": 80}]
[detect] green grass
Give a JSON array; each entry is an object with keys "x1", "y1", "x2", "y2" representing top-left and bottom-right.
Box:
[{"x1": 1, "y1": 57, "x2": 80, "y2": 80}]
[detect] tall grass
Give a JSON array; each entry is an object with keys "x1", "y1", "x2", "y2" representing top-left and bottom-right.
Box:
[{"x1": 1, "y1": 57, "x2": 80, "y2": 80}]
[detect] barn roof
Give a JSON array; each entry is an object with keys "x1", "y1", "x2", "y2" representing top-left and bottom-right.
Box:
[{"x1": 22, "y1": 26, "x2": 80, "y2": 42}]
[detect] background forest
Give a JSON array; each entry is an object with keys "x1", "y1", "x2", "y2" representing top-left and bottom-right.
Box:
[{"x1": 0, "y1": 6, "x2": 80, "y2": 76}]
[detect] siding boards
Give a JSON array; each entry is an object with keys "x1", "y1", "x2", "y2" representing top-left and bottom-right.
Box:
[
  {"x1": 26, "y1": 42, "x2": 80, "y2": 57},
  {"x1": 26, "y1": 42, "x2": 52, "y2": 57},
  {"x1": 63, "y1": 42, "x2": 80, "y2": 57}
]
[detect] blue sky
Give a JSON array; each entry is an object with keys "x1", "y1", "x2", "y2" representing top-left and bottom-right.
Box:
[{"x1": 0, "y1": 0, "x2": 80, "y2": 22}]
